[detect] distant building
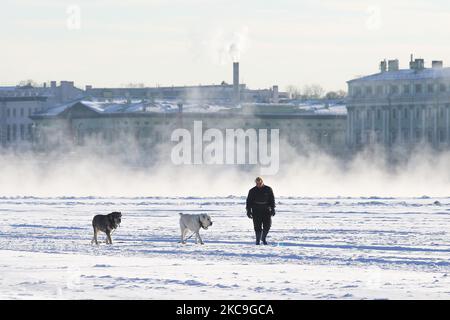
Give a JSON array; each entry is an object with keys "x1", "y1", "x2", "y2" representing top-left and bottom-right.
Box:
[
  {"x1": 0, "y1": 81, "x2": 84, "y2": 148},
  {"x1": 347, "y1": 57, "x2": 450, "y2": 149},
  {"x1": 85, "y1": 63, "x2": 288, "y2": 105},
  {"x1": 30, "y1": 100, "x2": 347, "y2": 157}
]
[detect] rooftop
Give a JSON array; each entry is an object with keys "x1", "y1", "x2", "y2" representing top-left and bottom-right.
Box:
[
  {"x1": 0, "y1": 82, "x2": 84, "y2": 99},
  {"x1": 349, "y1": 68, "x2": 450, "y2": 83},
  {"x1": 33, "y1": 99, "x2": 347, "y2": 119}
]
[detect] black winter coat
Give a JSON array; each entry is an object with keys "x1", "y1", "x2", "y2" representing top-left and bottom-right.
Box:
[{"x1": 246, "y1": 185, "x2": 275, "y2": 215}]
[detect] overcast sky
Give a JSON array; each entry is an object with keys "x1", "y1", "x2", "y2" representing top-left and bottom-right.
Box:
[{"x1": 1, "y1": 0, "x2": 450, "y2": 91}]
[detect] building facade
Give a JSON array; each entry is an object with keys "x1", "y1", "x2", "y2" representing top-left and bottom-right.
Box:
[
  {"x1": 347, "y1": 58, "x2": 450, "y2": 149},
  {"x1": 0, "y1": 95, "x2": 47, "y2": 148},
  {"x1": 0, "y1": 81, "x2": 85, "y2": 148},
  {"x1": 31, "y1": 101, "x2": 347, "y2": 158}
]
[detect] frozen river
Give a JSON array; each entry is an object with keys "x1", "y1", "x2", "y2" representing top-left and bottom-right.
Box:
[{"x1": 0, "y1": 196, "x2": 449, "y2": 299}]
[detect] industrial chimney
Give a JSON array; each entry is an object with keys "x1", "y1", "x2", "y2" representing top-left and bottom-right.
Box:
[
  {"x1": 409, "y1": 54, "x2": 416, "y2": 70},
  {"x1": 233, "y1": 62, "x2": 240, "y2": 105},
  {"x1": 272, "y1": 85, "x2": 279, "y2": 103}
]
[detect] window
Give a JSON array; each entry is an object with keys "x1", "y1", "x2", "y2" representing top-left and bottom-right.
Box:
[
  {"x1": 415, "y1": 129, "x2": 421, "y2": 141},
  {"x1": 6, "y1": 109, "x2": 10, "y2": 117},
  {"x1": 428, "y1": 84, "x2": 434, "y2": 93},
  {"x1": 12, "y1": 109, "x2": 16, "y2": 117},
  {"x1": 440, "y1": 83, "x2": 446, "y2": 92},
  {"x1": 391, "y1": 131, "x2": 397, "y2": 143},
  {"x1": 20, "y1": 125, "x2": 25, "y2": 140},
  {"x1": 377, "y1": 109, "x2": 381, "y2": 120},
  {"x1": 393, "y1": 109, "x2": 397, "y2": 119},
  {"x1": 365, "y1": 87, "x2": 373, "y2": 95},
  {"x1": 6, "y1": 125, "x2": 10, "y2": 142},
  {"x1": 439, "y1": 129, "x2": 445, "y2": 143},
  {"x1": 355, "y1": 130, "x2": 362, "y2": 145},
  {"x1": 403, "y1": 85, "x2": 411, "y2": 94},
  {"x1": 404, "y1": 108, "x2": 408, "y2": 119},
  {"x1": 12, "y1": 124, "x2": 17, "y2": 141},
  {"x1": 390, "y1": 85, "x2": 399, "y2": 94},
  {"x1": 403, "y1": 129, "x2": 409, "y2": 141},
  {"x1": 415, "y1": 84, "x2": 423, "y2": 93},
  {"x1": 376, "y1": 86, "x2": 383, "y2": 95},
  {"x1": 374, "y1": 130, "x2": 381, "y2": 143},
  {"x1": 20, "y1": 108, "x2": 24, "y2": 117}
]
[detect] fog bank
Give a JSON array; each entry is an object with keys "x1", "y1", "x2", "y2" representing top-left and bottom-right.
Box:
[{"x1": 1, "y1": 142, "x2": 450, "y2": 197}]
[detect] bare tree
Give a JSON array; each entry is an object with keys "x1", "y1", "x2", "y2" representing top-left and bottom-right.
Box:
[
  {"x1": 286, "y1": 85, "x2": 302, "y2": 99},
  {"x1": 302, "y1": 84, "x2": 325, "y2": 99},
  {"x1": 18, "y1": 79, "x2": 38, "y2": 87},
  {"x1": 288, "y1": 84, "x2": 343, "y2": 101},
  {"x1": 325, "y1": 90, "x2": 347, "y2": 100},
  {"x1": 123, "y1": 83, "x2": 146, "y2": 88},
  {"x1": 336, "y1": 90, "x2": 347, "y2": 98}
]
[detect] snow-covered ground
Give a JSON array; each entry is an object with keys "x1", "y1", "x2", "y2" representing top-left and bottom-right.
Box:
[{"x1": 1, "y1": 196, "x2": 450, "y2": 299}]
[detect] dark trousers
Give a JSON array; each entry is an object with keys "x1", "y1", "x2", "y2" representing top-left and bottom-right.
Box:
[{"x1": 252, "y1": 212, "x2": 272, "y2": 233}]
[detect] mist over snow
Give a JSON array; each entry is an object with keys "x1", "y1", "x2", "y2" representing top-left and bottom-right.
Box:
[{"x1": 1, "y1": 141, "x2": 450, "y2": 197}]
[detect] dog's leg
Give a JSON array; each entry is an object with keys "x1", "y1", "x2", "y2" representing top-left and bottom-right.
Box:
[
  {"x1": 92, "y1": 228, "x2": 99, "y2": 245},
  {"x1": 91, "y1": 226, "x2": 95, "y2": 245},
  {"x1": 183, "y1": 229, "x2": 189, "y2": 244},
  {"x1": 180, "y1": 228, "x2": 186, "y2": 244},
  {"x1": 106, "y1": 230, "x2": 112, "y2": 244},
  {"x1": 197, "y1": 232, "x2": 204, "y2": 245}
]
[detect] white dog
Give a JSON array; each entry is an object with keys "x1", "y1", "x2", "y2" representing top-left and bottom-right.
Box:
[{"x1": 179, "y1": 213, "x2": 213, "y2": 245}]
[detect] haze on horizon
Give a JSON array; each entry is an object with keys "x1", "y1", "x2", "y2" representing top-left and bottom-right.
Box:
[{"x1": 1, "y1": 0, "x2": 450, "y2": 92}]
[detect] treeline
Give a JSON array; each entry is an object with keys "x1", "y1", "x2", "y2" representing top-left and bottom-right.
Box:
[{"x1": 286, "y1": 84, "x2": 346, "y2": 100}]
